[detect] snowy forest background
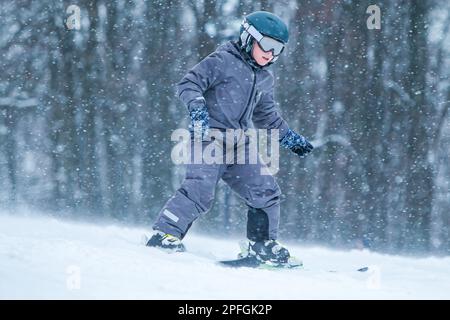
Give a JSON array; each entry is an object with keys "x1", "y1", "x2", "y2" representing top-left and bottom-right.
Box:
[{"x1": 0, "y1": 0, "x2": 449, "y2": 255}]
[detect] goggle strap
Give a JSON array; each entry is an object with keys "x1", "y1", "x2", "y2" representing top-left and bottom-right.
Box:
[{"x1": 242, "y1": 21, "x2": 264, "y2": 42}]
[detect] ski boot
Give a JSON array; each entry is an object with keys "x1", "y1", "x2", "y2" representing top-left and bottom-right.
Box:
[
  {"x1": 146, "y1": 231, "x2": 186, "y2": 252},
  {"x1": 237, "y1": 239, "x2": 302, "y2": 269}
]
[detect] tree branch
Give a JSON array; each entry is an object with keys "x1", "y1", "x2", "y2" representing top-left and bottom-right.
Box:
[
  {"x1": 384, "y1": 80, "x2": 416, "y2": 107},
  {"x1": 432, "y1": 100, "x2": 450, "y2": 151}
]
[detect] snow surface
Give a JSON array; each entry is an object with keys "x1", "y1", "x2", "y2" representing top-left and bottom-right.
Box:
[{"x1": 1, "y1": 212, "x2": 450, "y2": 300}]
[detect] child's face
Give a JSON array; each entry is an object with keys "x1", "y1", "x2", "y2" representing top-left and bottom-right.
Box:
[{"x1": 252, "y1": 40, "x2": 274, "y2": 66}]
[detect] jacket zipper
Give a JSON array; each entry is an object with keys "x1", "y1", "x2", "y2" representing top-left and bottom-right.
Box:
[{"x1": 239, "y1": 68, "x2": 257, "y2": 127}]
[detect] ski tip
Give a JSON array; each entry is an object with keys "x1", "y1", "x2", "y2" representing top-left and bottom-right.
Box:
[
  {"x1": 357, "y1": 266, "x2": 369, "y2": 272},
  {"x1": 288, "y1": 256, "x2": 303, "y2": 268},
  {"x1": 141, "y1": 234, "x2": 149, "y2": 246}
]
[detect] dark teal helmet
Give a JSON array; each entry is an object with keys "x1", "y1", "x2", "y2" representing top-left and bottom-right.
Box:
[
  {"x1": 243, "y1": 11, "x2": 289, "y2": 44},
  {"x1": 239, "y1": 11, "x2": 289, "y2": 66}
]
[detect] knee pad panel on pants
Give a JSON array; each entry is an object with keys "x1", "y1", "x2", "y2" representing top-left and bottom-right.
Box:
[{"x1": 246, "y1": 181, "x2": 281, "y2": 209}]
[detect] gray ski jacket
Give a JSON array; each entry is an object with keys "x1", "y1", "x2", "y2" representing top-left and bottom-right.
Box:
[{"x1": 176, "y1": 40, "x2": 290, "y2": 139}]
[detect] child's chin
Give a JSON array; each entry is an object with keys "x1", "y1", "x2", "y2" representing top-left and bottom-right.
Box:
[{"x1": 257, "y1": 60, "x2": 269, "y2": 66}]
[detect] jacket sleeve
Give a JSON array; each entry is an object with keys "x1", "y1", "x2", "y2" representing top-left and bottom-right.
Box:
[
  {"x1": 252, "y1": 81, "x2": 290, "y2": 140},
  {"x1": 176, "y1": 51, "x2": 224, "y2": 112}
]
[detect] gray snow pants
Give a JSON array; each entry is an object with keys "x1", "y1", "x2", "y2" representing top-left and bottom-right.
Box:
[{"x1": 152, "y1": 130, "x2": 281, "y2": 241}]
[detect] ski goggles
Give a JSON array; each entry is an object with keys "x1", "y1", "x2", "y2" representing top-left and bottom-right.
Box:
[{"x1": 242, "y1": 20, "x2": 285, "y2": 56}]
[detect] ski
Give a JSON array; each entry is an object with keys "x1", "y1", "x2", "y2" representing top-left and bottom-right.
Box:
[
  {"x1": 218, "y1": 256, "x2": 303, "y2": 270},
  {"x1": 219, "y1": 256, "x2": 261, "y2": 268}
]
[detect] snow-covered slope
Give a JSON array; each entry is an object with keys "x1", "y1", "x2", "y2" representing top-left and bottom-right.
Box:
[{"x1": 1, "y1": 213, "x2": 449, "y2": 299}]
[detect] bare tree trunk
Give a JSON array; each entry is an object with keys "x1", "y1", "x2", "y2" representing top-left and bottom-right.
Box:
[
  {"x1": 191, "y1": 0, "x2": 218, "y2": 59},
  {"x1": 47, "y1": 2, "x2": 80, "y2": 210},
  {"x1": 4, "y1": 105, "x2": 18, "y2": 206},
  {"x1": 402, "y1": 1, "x2": 432, "y2": 252},
  {"x1": 79, "y1": 0, "x2": 102, "y2": 213}
]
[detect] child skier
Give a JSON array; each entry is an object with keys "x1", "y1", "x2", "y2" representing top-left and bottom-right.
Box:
[{"x1": 146, "y1": 11, "x2": 313, "y2": 267}]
